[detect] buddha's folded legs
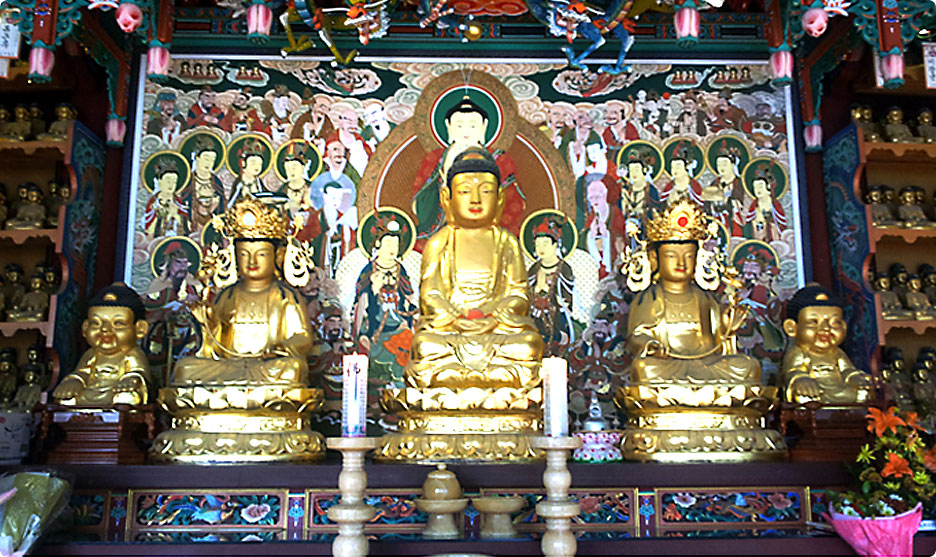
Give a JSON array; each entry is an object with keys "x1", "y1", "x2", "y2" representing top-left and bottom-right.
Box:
[
  {"x1": 172, "y1": 356, "x2": 307, "y2": 386},
  {"x1": 632, "y1": 353, "x2": 761, "y2": 385}
]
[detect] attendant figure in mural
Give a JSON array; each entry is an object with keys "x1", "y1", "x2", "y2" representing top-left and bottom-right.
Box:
[
  {"x1": 293, "y1": 93, "x2": 335, "y2": 154},
  {"x1": 572, "y1": 136, "x2": 608, "y2": 229},
  {"x1": 563, "y1": 110, "x2": 603, "y2": 173},
  {"x1": 264, "y1": 85, "x2": 294, "y2": 144},
  {"x1": 144, "y1": 157, "x2": 189, "y2": 238},
  {"x1": 171, "y1": 197, "x2": 314, "y2": 386},
  {"x1": 742, "y1": 161, "x2": 787, "y2": 243},
  {"x1": 541, "y1": 103, "x2": 572, "y2": 150},
  {"x1": 704, "y1": 138, "x2": 748, "y2": 236},
  {"x1": 627, "y1": 201, "x2": 761, "y2": 385},
  {"x1": 601, "y1": 101, "x2": 637, "y2": 161},
  {"x1": 412, "y1": 96, "x2": 525, "y2": 238},
  {"x1": 229, "y1": 88, "x2": 265, "y2": 134},
  {"x1": 658, "y1": 139, "x2": 703, "y2": 207},
  {"x1": 708, "y1": 89, "x2": 747, "y2": 133},
  {"x1": 52, "y1": 284, "x2": 151, "y2": 406},
  {"x1": 617, "y1": 143, "x2": 661, "y2": 221},
  {"x1": 406, "y1": 147, "x2": 543, "y2": 391},
  {"x1": 147, "y1": 92, "x2": 184, "y2": 144},
  {"x1": 361, "y1": 100, "x2": 395, "y2": 149},
  {"x1": 584, "y1": 177, "x2": 614, "y2": 278},
  {"x1": 335, "y1": 107, "x2": 372, "y2": 179},
  {"x1": 185, "y1": 86, "x2": 229, "y2": 131},
  {"x1": 569, "y1": 308, "x2": 626, "y2": 425},
  {"x1": 183, "y1": 134, "x2": 226, "y2": 234},
  {"x1": 278, "y1": 141, "x2": 317, "y2": 223},
  {"x1": 525, "y1": 213, "x2": 575, "y2": 353},
  {"x1": 732, "y1": 244, "x2": 784, "y2": 355},
  {"x1": 314, "y1": 181, "x2": 358, "y2": 278},
  {"x1": 782, "y1": 284, "x2": 872, "y2": 404},
  {"x1": 228, "y1": 136, "x2": 273, "y2": 206},
  {"x1": 353, "y1": 209, "x2": 418, "y2": 386},
  {"x1": 309, "y1": 136, "x2": 356, "y2": 210}
]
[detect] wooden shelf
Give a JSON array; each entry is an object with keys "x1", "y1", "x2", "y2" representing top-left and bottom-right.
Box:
[
  {"x1": 881, "y1": 319, "x2": 936, "y2": 336},
  {"x1": 0, "y1": 228, "x2": 63, "y2": 248},
  {"x1": 0, "y1": 140, "x2": 68, "y2": 158},
  {"x1": 0, "y1": 320, "x2": 52, "y2": 338},
  {"x1": 869, "y1": 226, "x2": 936, "y2": 245},
  {"x1": 862, "y1": 141, "x2": 936, "y2": 163}
]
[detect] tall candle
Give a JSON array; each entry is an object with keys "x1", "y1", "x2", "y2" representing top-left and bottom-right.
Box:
[
  {"x1": 341, "y1": 354, "x2": 369, "y2": 437},
  {"x1": 543, "y1": 357, "x2": 569, "y2": 437}
]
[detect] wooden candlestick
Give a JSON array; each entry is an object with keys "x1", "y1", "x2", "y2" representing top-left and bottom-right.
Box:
[
  {"x1": 532, "y1": 436, "x2": 582, "y2": 557},
  {"x1": 327, "y1": 436, "x2": 378, "y2": 557}
]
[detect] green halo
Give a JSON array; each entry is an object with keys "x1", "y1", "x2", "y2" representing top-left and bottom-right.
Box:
[
  {"x1": 150, "y1": 235, "x2": 202, "y2": 278},
  {"x1": 356, "y1": 206, "x2": 416, "y2": 258},
  {"x1": 520, "y1": 209, "x2": 577, "y2": 261},
  {"x1": 431, "y1": 85, "x2": 502, "y2": 148},
  {"x1": 179, "y1": 131, "x2": 226, "y2": 173},
  {"x1": 140, "y1": 151, "x2": 191, "y2": 193},
  {"x1": 742, "y1": 157, "x2": 789, "y2": 199}
]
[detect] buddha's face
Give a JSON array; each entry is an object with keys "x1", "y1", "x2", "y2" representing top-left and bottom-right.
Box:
[
  {"x1": 14, "y1": 107, "x2": 27, "y2": 121},
  {"x1": 877, "y1": 276, "x2": 891, "y2": 290},
  {"x1": 29, "y1": 278, "x2": 42, "y2": 291},
  {"x1": 235, "y1": 240, "x2": 276, "y2": 282},
  {"x1": 375, "y1": 234, "x2": 400, "y2": 261},
  {"x1": 851, "y1": 107, "x2": 862, "y2": 121},
  {"x1": 284, "y1": 159, "x2": 304, "y2": 181},
  {"x1": 243, "y1": 155, "x2": 263, "y2": 178},
  {"x1": 44, "y1": 271, "x2": 55, "y2": 286},
  {"x1": 627, "y1": 162, "x2": 645, "y2": 185},
  {"x1": 157, "y1": 172, "x2": 179, "y2": 196},
  {"x1": 6, "y1": 270, "x2": 20, "y2": 284},
  {"x1": 28, "y1": 107, "x2": 40, "y2": 119},
  {"x1": 785, "y1": 305, "x2": 845, "y2": 353},
  {"x1": 83, "y1": 306, "x2": 145, "y2": 356},
  {"x1": 444, "y1": 171, "x2": 500, "y2": 228},
  {"x1": 899, "y1": 190, "x2": 915, "y2": 205},
  {"x1": 653, "y1": 242, "x2": 697, "y2": 284},
  {"x1": 0, "y1": 362, "x2": 11, "y2": 374},
  {"x1": 446, "y1": 112, "x2": 487, "y2": 147},
  {"x1": 671, "y1": 159, "x2": 687, "y2": 179},
  {"x1": 716, "y1": 156, "x2": 735, "y2": 180},
  {"x1": 59, "y1": 187, "x2": 70, "y2": 200},
  {"x1": 867, "y1": 189, "x2": 882, "y2": 203},
  {"x1": 195, "y1": 151, "x2": 217, "y2": 173},
  {"x1": 753, "y1": 178, "x2": 770, "y2": 201},
  {"x1": 535, "y1": 236, "x2": 559, "y2": 261},
  {"x1": 921, "y1": 111, "x2": 933, "y2": 125},
  {"x1": 0, "y1": 109, "x2": 9, "y2": 121},
  {"x1": 888, "y1": 109, "x2": 903, "y2": 123},
  {"x1": 22, "y1": 371, "x2": 36, "y2": 385},
  {"x1": 925, "y1": 274, "x2": 936, "y2": 287},
  {"x1": 894, "y1": 270, "x2": 908, "y2": 284},
  {"x1": 910, "y1": 277, "x2": 922, "y2": 291}
]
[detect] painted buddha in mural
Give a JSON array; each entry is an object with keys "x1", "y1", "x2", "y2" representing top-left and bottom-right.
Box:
[{"x1": 407, "y1": 147, "x2": 544, "y2": 391}]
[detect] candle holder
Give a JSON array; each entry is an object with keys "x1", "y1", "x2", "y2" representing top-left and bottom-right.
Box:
[
  {"x1": 327, "y1": 436, "x2": 378, "y2": 557},
  {"x1": 532, "y1": 436, "x2": 583, "y2": 557}
]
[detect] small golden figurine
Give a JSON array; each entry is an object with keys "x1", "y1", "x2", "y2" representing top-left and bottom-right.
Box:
[
  {"x1": 0, "y1": 106, "x2": 11, "y2": 136},
  {"x1": 896, "y1": 186, "x2": 934, "y2": 229},
  {"x1": 377, "y1": 147, "x2": 545, "y2": 462},
  {"x1": 52, "y1": 283, "x2": 151, "y2": 406},
  {"x1": 36, "y1": 103, "x2": 76, "y2": 141},
  {"x1": 0, "y1": 105, "x2": 32, "y2": 141},
  {"x1": 865, "y1": 185, "x2": 898, "y2": 228},
  {"x1": 28, "y1": 104, "x2": 45, "y2": 139},
  {"x1": 1, "y1": 264, "x2": 26, "y2": 310},
  {"x1": 920, "y1": 264, "x2": 936, "y2": 305},
  {"x1": 904, "y1": 274, "x2": 936, "y2": 320},
  {"x1": 44, "y1": 181, "x2": 68, "y2": 227},
  {"x1": 890, "y1": 262, "x2": 911, "y2": 299},
  {"x1": 858, "y1": 105, "x2": 882, "y2": 142},
  {"x1": 884, "y1": 106, "x2": 916, "y2": 143},
  {"x1": 616, "y1": 199, "x2": 786, "y2": 460},
  {"x1": 917, "y1": 108, "x2": 936, "y2": 143},
  {"x1": 0, "y1": 350, "x2": 17, "y2": 403},
  {"x1": 10, "y1": 365, "x2": 42, "y2": 411},
  {"x1": 781, "y1": 284, "x2": 872, "y2": 404},
  {"x1": 152, "y1": 195, "x2": 323, "y2": 463},
  {"x1": 874, "y1": 272, "x2": 913, "y2": 320},
  {"x1": 6, "y1": 274, "x2": 49, "y2": 322},
  {"x1": 9, "y1": 183, "x2": 27, "y2": 216},
  {"x1": 5, "y1": 184, "x2": 47, "y2": 230}
]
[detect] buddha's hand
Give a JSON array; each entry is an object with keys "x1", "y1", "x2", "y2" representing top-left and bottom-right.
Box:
[
  {"x1": 792, "y1": 377, "x2": 822, "y2": 400},
  {"x1": 456, "y1": 312, "x2": 497, "y2": 334},
  {"x1": 188, "y1": 300, "x2": 214, "y2": 327},
  {"x1": 52, "y1": 378, "x2": 83, "y2": 401},
  {"x1": 720, "y1": 304, "x2": 749, "y2": 337},
  {"x1": 115, "y1": 375, "x2": 144, "y2": 393},
  {"x1": 642, "y1": 340, "x2": 665, "y2": 358},
  {"x1": 847, "y1": 373, "x2": 872, "y2": 388},
  {"x1": 428, "y1": 306, "x2": 459, "y2": 329}
]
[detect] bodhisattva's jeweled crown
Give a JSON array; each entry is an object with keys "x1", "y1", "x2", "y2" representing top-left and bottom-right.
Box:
[
  {"x1": 222, "y1": 195, "x2": 289, "y2": 240},
  {"x1": 646, "y1": 198, "x2": 710, "y2": 243}
]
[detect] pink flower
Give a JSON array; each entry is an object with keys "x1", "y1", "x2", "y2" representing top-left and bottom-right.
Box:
[
  {"x1": 240, "y1": 503, "x2": 271, "y2": 524},
  {"x1": 673, "y1": 493, "x2": 696, "y2": 508},
  {"x1": 768, "y1": 493, "x2": 792, "y2": 510}
]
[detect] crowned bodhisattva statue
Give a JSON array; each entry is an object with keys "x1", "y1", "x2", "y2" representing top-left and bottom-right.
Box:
[
  {"x1": 151, "y1": 196, "x2": 323, "y2": 463},
  {"x1": 616, "y1": 199, "x2": 787, "y2": 461},
  {"x1": 376, "y1": 147, "x2": 546, "y2": 462}
]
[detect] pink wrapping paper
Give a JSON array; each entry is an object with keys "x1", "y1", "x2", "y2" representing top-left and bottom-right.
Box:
[{"x1": 824, "y1": 503, "x2": 922, "y2": 557}]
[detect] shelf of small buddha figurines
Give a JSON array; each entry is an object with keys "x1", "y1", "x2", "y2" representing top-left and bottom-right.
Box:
[
  {"x1": 0, "y1": 320, "x2": 54, "y2": 339},
  {"x1": 868, "y1": 226, "x2": 936, "y2": 245},
  {"x1": 880, "y1": 318, "x2": 936, "y2": 336},
  {"x1": 0, "y1": 227, "x2": 63, "y2": 247},
  {"x1": 860, "y1": 140, "x2": 936, "y2": 164},
  {"x1": 0, "y1": 140, "x2": 68, "y2": 159}
]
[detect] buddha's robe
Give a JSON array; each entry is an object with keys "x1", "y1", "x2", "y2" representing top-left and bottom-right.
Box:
[
  {"x1": 407, "y1": 225, "x2": 544, "y2": 390},
  {"x1": 57, "y1": 347, "x2": 150, "y2": 406},
  {"x1": 782, "y1": 345, "x2": 871, "y2": 404},
  {"x1": 627, "y1": 284, "x2": 760, "y2": 385},
  {"x1": 172, "y1": 281, "x2": 312, "y2": 386}
]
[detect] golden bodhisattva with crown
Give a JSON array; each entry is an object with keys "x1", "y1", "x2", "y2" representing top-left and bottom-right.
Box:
[
  {"x1": 376, "y1": 147, "x2": 546, "y2": 462},
  {"x1": 151, "y1": 196, "x2": 323, "y2": 463},
  {"x1": 616, "y1": 200, "x2": 787, "y2": 461}
]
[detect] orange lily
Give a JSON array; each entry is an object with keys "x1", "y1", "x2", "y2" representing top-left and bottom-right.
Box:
[
  {"x1": 925, "y1": 446, "x2": 936, "y2": 473},
  {"x1": 867, "y1": 407, "x2": 906, "y2": 437},
  {"x1": 881, "y1": 452, "x2": 912, "y2": 479},
  {"x1": 904, "y1": 412, "x2": 923, "y2": 432}
]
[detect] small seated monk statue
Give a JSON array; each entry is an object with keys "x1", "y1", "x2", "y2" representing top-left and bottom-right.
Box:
[
  {"x1": 781, "y1": 284, "x2": 872, "y2": 404},
  {"x1": 52, "y1": 283, "x2": 150, "y2": 406},
  {"x1": 884, "y1": 106, "x2": 915, "y2": 143},
  {"x1": 0, "y1": 105, "x2": 32, "y2": 142},
  {"x1": 36, "y1": 103, "x2": 76, "y2": 141},
  {"x1": 859, "y1": 105, "x2": 883, "y2": 142},
  {"x1": 11, "y1": 365, "x2": 42, "y2": 411},
  {"x1": 920, "y1": 264, "x2": 936, "y2": 305},
  {"x1": 865, "y1": 185, "x2": 898, "y2": 228},
  {"x1": 875, "y1": 272, "x2": 913, "y2": 320},
  {"x1": 0, "y1": 350, "x2": 17, "y2": 403},
  {"x1": 406, "y1": 147, "x2": 544, "y2": 392},
  {"x1": 896, "y1": 186, "x2": 935, "y2": 229},
  {"x1": 5, "y1": 184, "x2": 47, "y2": 230},
  {"x1": 904, "y1": 274, "x2": 936, "y2": 320},
  {"x1": 1, "y1": 264, "x2": 25, "y2": 311},
  {"x1": 917, "y1": 108, "x2": 936, "y2": 143},
  {"x1": 627, "y1": 202, "x2": 759, "y2": 385},
  {"x1": 6, "y1": 274, "x2": 48, "y2": 322}
]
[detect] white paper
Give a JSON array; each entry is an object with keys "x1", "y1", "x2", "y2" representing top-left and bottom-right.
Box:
[
  {"x1": 924, "y1": 42, "x2": 936, "y2": 89},
  {"x1": 0, "y1": 21, "x2": 19, "y2": 59}
]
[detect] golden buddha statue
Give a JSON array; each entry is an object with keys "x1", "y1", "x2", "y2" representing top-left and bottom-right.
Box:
[
  {"x1": 5, "y1": 184, "x2": 46, "y2": 230},
  {"x1": 865, "y1": 186, "x2": 898, "y2": 228},
  {"x1": 0, "y1": 105, "x2": 32, "y2": 142},
  {"x1": 616, "y1": 200, "x2": 786, "y2": 461},
  {"x1": 11, "y1": 365, "x2": 42, "y2": 411},
  {"x1": 904, "y1": 274, "x2": 936, "y2": 320},
  {"x1": 5, "y1": 274, "x2": 48, "y2": 322},
  {"x1": 36, "y1": 103, "x2": 76, "y2": 141},
  {"x1": 781, "y1": 284, "x2": 872, "y2": 404},
  {"x1": 377, "y1": 147, "x2": 545, "y2": 462},
  {"x1": 52, "y1": 284, "x2": 150, "y2": 406},
  {"x1": 874, "y1": 273, "x2": 913, "y2": 320},
  {"x1": 884, "y1": 106, "x2": 916, "y2": 143},
  {"x1": 152, "y1": 195, "x2": 324, "y2": 463}
]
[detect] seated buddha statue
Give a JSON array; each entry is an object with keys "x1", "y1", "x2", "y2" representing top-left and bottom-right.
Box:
[
  {"x1": 5, "y1": 184, "x2": 46, "y2": 230},
  {"x1": 171, "y1": 200, "x2": 313, "y2": 386},
  {"x1": 52, "y1": 283, "x2": 150, "y2": 406},
  {"x1": 626, "y1": 203, "x2": 759, "y2": 386},
  {"x1": 781, "y1": 284, "x2": 872, "y2": 404},
  {"x1": 377, "y1": 147, "x2": 544, "y2": 462},
  {"x1": 874, "y1": 273, "x2": 913, "y2": 320},
  {"x1": 153, "y1": 195, "x2": 323, "y2": 463},
  {"x1": 617, "y1": 200, "x2": 785, "y2": 461}
]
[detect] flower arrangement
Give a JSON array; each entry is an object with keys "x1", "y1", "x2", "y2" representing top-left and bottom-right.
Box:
[{"x1": 829, "y1": 407, "x2": 935, "y2": 518}]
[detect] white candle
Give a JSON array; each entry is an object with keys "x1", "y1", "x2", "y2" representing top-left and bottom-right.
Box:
[
  {"x1": 543, "y1": 357, "x2": 569, "y2": 437},
  {"x1": 341, "y1": 354, "x2": 369, "y2": 437}
]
